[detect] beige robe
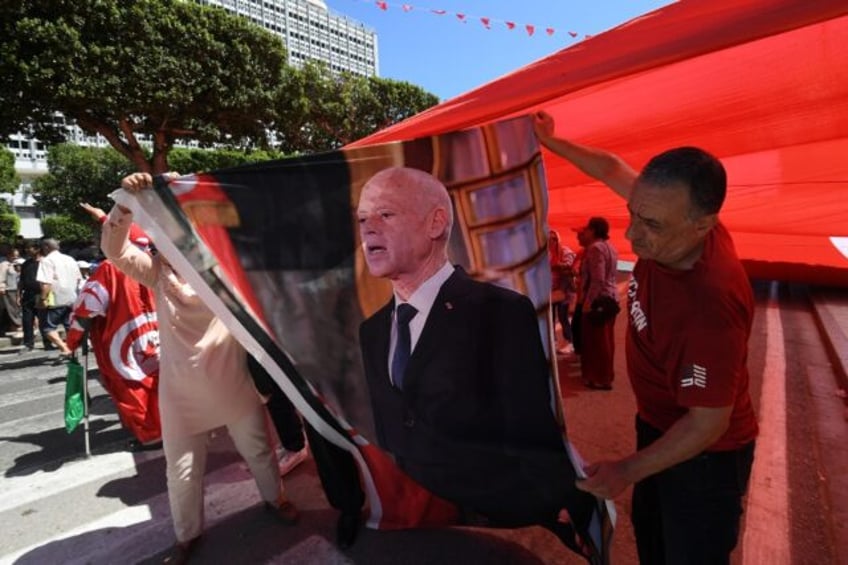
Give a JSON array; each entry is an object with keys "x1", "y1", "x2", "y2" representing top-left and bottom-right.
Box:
[{"x1": 101, "y1": 206, "x2": 260, "y2": 439}]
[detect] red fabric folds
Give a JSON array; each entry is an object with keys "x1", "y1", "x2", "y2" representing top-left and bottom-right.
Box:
[{"x1": 352, "y1": 0, "x2": 848, "y2": 285}]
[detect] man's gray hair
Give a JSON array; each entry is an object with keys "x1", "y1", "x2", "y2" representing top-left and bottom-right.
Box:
[{"x1": 41, "y1": 238, "x2": 60, "y2": 252}]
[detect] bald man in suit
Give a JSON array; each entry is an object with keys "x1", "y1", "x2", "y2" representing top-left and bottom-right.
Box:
[{"x1": 357, "y1": 167, "x2": 597, "y2": 558}]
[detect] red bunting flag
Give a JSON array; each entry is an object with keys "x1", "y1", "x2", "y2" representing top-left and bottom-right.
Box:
[{"x1": 347, "y1": 0, "x2": 584, "y2": 40}]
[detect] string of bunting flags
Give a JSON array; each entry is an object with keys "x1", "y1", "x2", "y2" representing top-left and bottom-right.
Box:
[{"x1": 348, "y1": 0, "x2": 590, "y2": 39}]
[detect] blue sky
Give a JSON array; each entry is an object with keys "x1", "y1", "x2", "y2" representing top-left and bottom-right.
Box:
[{"x1": 326, "y1": 0, "x2": 673, "y2": 100}]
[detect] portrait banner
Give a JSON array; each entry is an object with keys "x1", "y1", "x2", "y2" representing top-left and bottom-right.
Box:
[{"x1": 114, "y1": 115, "x2": 612, "y2": 564}]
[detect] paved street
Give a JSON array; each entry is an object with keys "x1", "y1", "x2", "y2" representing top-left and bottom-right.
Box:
[{"x1": 0, "y1": 281, "x2": 846, "y2": 564}]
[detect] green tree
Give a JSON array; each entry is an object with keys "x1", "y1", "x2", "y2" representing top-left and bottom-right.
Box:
[
  {"x1": 168, "y1": 147, "x2": 282, "y2": 175},
  {"x1": 357, "y1": 75, "x2": 440, "y2": 138},
  {"x1": 273, "y1": 62, "x2": 345, "y2": 154},
  {"x1": 0, "y1": 147, "x2": 21, "y2": 195},
  {"x1": 40, "y1": 215, "x2": 93, "y2": 247},
  {"x1": 273, "y1": 62, "x2": 439, "y2": 154},
  {"x1": 0, "y1": 198, "x2": 20, "y2": 246},
  {"x1": 33, "y1": 143, "x2": 279, "y2": 227},
  {"x1": 0, "y1": 0, "x2": 288, "y2": 174},
  {"x1": 33, "y1": 144, "x2": 134, "y2": 224}
]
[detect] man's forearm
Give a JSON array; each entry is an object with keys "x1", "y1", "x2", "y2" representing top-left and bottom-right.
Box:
[
  {"x1": 101, "y1": 205, "x2": 133, "y2": 260},
  {"x1": 538, "y1": 135, "x2": 638, "y2": 199},
  {"x1": 620, "y1": 406, "x2": 733, "y2": 484}
]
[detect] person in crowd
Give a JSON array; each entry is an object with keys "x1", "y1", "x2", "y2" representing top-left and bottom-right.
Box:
[
  {"x1": 0, "y1": 248, "x2": 23, "y2": 334},
  {"x1": 76, "y1": 261, "x2": 91, "y2": 294},
  {"x1": 356, "y1": 166, "x2": 596, "y2": 557},
  {"x1": 67, "y1": 203, "x2": 163, "y2": 451},
  {"x1": 105, "y1": 172, "x2": 299, "y2": 564},
  {"x1": 574, "y1": 216, "x2": 619, "y2": 390},
  {"x1": 548, "y1": 229, "x2": 577, "y2": 356},
  {"x1": 535, "y1": 111, "x2": 758, "y2": 565},
  {"x1": 0, "y1": 246, "x2": 12, "y2": 332},
  {"x1": 17, "y1": 243, "x2": 44, "y2": 352},
  {"x1": 36, "y1": 238, "x2": 81, "y2": 358},
  {"x1": 569, "y1": 226, "x2": 589, "y2": 356}
]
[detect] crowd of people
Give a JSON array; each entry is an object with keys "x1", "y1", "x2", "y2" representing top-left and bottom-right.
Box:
[
  {"x1": 1, "y1": 113, "x2": 760, "y2": 564},
  {"x1": 0, "y1": 239, "x2": 88, "y2": 356},
  {"x1": 548, "y1": 216, "x2": 620, "y2": 391}
]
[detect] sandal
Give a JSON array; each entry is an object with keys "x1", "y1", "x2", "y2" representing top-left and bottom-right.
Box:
[
  {"x1": 161, "y1": 537, "x2": 200, "y2": 564},
  {"x1": 265, "y1": 499, "x2": 299, "y2": 525}
]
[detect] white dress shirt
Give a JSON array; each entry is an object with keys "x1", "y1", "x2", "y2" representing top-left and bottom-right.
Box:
[{"x1": 388, "y1": 261, "x2": 455, "y2": 383}]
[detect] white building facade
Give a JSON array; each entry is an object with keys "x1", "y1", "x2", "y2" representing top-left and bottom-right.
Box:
[{"x1": 195, "y1": 0, "x2": 378, "y2": 76}]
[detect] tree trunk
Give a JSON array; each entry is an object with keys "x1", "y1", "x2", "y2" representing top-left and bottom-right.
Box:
[
  {"x1": 152, "y1": 130, "x2": 171, "y2": 174},
  {"x1": 75, "y1": 114, "x2": 152, "y2": 173}
]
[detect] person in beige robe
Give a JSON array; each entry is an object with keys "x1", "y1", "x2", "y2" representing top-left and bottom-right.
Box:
[{"x1": 102, "y1": 172, "x2": 299, "y2": 564}]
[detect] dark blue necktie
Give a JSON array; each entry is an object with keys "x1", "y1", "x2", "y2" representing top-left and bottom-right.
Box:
[{"x1": 391, "y1": 303, "x2": 418, "y2": 390}]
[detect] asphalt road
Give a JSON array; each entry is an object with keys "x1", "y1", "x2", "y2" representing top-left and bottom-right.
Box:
[{"x1": 0, "y1": 281, "x2": 844, "y2": 564}]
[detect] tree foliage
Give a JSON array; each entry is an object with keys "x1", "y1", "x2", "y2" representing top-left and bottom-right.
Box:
[
  {"x1": 0, "y1": 147, "x2": 21, "y2": 195},
  {"x1": 0, "y1": 0, "x2": 288, "y2": 173},
  {"x1": 168, "y1": 147, "x2": 283, "y2": 175},
  {"x1": 1, "y1": 0, "x2": 439, "y2": 170},
  {"x1": 33, "y1": 143, "x2": 281, "y2": 228},
  {"x1": 33, "y1": 144, "x2": 135, "y2": 224},
  {"x1": 272, "y1": 62, "x2": 439, "y2": 154},
  {"x1": 40, "y1": 215, "x2": 94, "y2": 247},
  {"x1": 0, "y1": 211, "x2": 20, "y2": 246}
]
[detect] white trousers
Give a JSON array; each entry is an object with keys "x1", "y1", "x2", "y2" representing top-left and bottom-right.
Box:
[{"x1": 164, "y1": 404, "x2": 283, "y2": 542}]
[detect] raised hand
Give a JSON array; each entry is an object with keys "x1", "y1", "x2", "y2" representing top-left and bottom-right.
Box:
[
  {"x1": 533, "y1": 111, "x2": 556, "y2": 140},
  {"x1": 121, "y1": 172, "x2": 154, "y2": 193},
  {"x1": 79, "y1": 202, "x2": 106, "y2": 221}
]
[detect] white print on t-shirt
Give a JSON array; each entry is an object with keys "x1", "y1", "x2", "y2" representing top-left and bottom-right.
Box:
[
  {"x1": 627, "y1": 275, "x2": 648, "y2": 332},
  {"x1": 680, "y1": 364, "x2": 707, "y2": 389}
]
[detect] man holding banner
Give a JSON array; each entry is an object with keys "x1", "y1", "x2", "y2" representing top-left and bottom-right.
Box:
[
  {"x1": 102, "y1": 173, "x2": 300, "y2": 564},
  {"x1": 534, "y1": 111, "x2": 758, "y2": 564}
]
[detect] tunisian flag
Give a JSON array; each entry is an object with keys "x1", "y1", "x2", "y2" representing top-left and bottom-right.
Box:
[
  {"x1": 115, "y1": 115, "x2": 610, "y2": 564},
  {"x1": 352, "y1": 0, "x2": 848, "y2": 286},
  {"x1": 67, "y1": 260, "x2": 161, "y2": 443}
]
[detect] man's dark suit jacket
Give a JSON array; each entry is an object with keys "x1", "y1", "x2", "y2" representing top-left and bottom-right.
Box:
[{"x1": 360, "y1": 267, "x2": 594, "y2": 528}]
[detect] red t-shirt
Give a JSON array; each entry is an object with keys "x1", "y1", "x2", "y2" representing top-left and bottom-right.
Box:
[{"x1": 626, "y1": 223, "x2": 758, "y2": 451}]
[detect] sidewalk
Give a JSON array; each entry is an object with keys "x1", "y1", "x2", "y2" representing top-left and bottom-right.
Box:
[
  {"x1": 808, "y1": 287, "x2": 848, "y2": 563},
  {"x1": 0, "y1": 331, "x2": 24, "y2": 350},
  {"x1": 0, "y1": 328, "x2": 67, "y2": 356},
  {"x1": 810, "y1": 287, "x2": 848, "y2": 403}
]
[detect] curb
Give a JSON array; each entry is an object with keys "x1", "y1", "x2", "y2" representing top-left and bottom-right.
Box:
[{"x1": 809, "y1": 288, "x2": 848, "y2": 406}]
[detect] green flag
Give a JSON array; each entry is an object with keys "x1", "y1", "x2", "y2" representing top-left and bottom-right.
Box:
[{"x1": 64, "y1": 358, "x2": 85, "y2": 433}]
